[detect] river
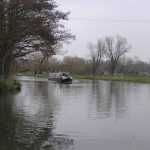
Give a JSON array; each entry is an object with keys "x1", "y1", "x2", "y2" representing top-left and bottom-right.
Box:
[{"x1": 0, "y1": 76, "x2": 150, "y2": 150}]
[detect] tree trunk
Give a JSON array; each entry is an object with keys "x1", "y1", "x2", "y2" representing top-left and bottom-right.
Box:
[
  {"x1": 110, "y1": 62, "x2": 117, "y2": 75},
  {"x1": 92, "y1": 64, "x2": 95, "y2": 76},
  {"x1": 0, "y1": 56, "x2": 12, "y2": 79},
  {"x1": 0, "y1": 62, "x2": 4, "y2": 80},
  {"x1": 38, "y1": 57, "x2": 47, "y2": 74},
  {"x1": 92, "y1": 62, "x2": 97, "y2": 77}
]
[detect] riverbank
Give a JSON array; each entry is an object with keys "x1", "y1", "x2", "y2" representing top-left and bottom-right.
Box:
[
  {"x1": 0, "y1": 80, "x2": 21, "y2": 93},
  {"x1": 17, "y1": 72, "x2": 48, "y2": 78},
  {"x1": 17, "y1": 72, "x2": 150, "y2": 84},
  {"x1": 73, "y1": 75, "x2": 150, "y2": 84}
]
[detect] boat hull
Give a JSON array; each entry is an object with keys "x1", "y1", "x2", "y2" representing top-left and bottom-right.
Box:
[
  {"x1": 59, "y1": 78, "x2": 72, "y2": 84},
  {"x1": 48, "y1": 77, "x2": 72, "y2": 84}
]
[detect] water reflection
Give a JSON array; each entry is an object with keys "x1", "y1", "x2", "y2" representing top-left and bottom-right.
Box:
[
  {"x1": 88, "y1": 81, "x2": 128, "y2": 119},
  {"x1": 0, "y1": 81, "x2": 74, "y2": 150},
  {"x1": 1, "y1": 77, "x2": 150, "y2": 150},
  {"x1": 0, "y1": 94, "x2": 18, "y2": 150}
]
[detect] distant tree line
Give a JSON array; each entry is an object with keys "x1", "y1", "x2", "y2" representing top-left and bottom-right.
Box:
[
  {"x1": 49, "y1": 56, "x2": 150, "y2": 76},
  {"x1": 13, "y1": 35, "x2": 150, "y2": 76}
]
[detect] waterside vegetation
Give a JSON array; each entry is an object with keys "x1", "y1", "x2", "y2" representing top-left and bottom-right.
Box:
[
  {"x1": 17, "y1": 72, "x2": 150, "y2": 84},
  {"x1": 0, "y1": 80, "x2": 21, "y2": 93},
  {"x1": 73, "y1": 75, "x2": 150, "y2": 84}
]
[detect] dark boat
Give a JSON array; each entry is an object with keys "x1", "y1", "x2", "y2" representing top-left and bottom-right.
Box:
[{"x1": 48, "y1": 72, "x2": 72, "y2": 84}]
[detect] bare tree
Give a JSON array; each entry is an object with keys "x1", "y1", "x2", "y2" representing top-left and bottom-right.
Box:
[
  {"x1": 105, "y1": 35, "x2": 131, "y2": 75},
  {"x1": 88, "y1": 39, "x2": 105, "y2": 76}
]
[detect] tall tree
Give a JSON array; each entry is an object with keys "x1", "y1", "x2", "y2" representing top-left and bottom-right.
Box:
[
  {"x1": 105, "y1": 35, "x2": 131, "y2": 75},
  {"x1": 0, "y1": 0, "x2": 74, "y2": 79},
  {"x1": 88, "y1": 39, "x2": 105, "y2": 76}
]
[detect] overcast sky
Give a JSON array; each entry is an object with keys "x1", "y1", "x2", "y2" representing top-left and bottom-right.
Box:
[{"x1": 56, "y1": 0, "x2": 150, "y2": 61}]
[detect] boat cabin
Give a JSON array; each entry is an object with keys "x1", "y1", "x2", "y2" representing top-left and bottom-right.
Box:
[{"x1": 48, "y1": 72, "x2": 72, "y2": 84}]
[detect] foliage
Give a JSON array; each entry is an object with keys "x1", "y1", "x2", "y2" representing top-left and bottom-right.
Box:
[
  {"x1": 0, "y1": 0, "x2": 74, "y2": 78},
  {"x1": 0, "y1": 80, "x2": 21, "y2": 93}
]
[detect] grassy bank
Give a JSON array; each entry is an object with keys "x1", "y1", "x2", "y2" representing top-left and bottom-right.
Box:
[
  {"x1": 18, "y1": 72, "x2": 150, "y2": 84},
  {"x1": 73, "y1": 75, "x2": 150, "y2": 84},
  {"x1": 0, "y1": 80, "x2": 21, "y2": 93}
]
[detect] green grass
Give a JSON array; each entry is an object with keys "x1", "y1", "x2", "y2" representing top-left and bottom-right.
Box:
[
  {"x1": 0, "y1": 80, "x2": 21, "y2": 93},
  {"x1": 73, "y1": 75, "x2": 150, "y2": 84}
]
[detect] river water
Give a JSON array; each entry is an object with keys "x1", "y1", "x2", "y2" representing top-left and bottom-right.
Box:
[{"x1": 1, "y1": 76, "x2": 150, "y2": 150}]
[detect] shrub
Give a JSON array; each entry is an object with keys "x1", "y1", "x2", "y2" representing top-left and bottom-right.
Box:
[{"x1": 0, "y1": 80, "x2": 21, "y2": 93}]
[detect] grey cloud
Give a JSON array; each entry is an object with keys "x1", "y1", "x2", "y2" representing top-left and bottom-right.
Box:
[{"x1": 57, "y1": 0, "x2": 150, "y2": 60}]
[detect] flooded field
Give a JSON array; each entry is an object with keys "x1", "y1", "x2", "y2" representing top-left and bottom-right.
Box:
[{"x1": 1, "y1": 76, "x2": 150, "y2": 150}]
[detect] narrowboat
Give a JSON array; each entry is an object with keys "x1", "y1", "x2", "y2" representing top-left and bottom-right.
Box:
[{"x1": 48, "y1": 72, "x2": 72, "y2": 84}]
